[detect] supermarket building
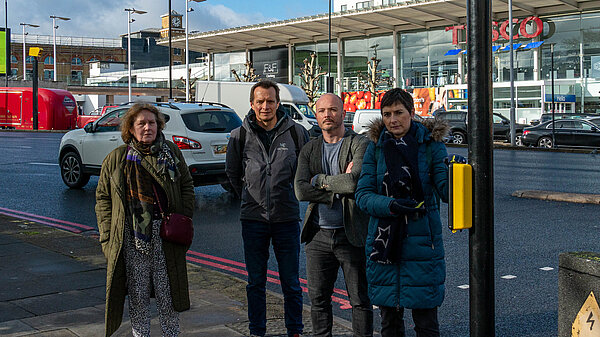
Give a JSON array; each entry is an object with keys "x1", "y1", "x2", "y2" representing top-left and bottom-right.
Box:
[{"x1": 167, "y1": 0, "x2": 600, "y2": 123}]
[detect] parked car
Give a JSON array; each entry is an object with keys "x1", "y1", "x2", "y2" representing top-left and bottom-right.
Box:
[
  {"x1": 521, "y1": 119, "x2": 600, "y2": 148},
  {"x1": 435, "y1": 110, "x2": 528, "y2": 145},
  {"x1": 75, "y1": 105, "x2": 119, "y2": 128},
  {"x1": 530, "y1": 112, "x2": 599, "y2": 126},
  {"x1": 584, "y1": 116, "x2": 600, "y2": 126},
  {"x1": 59, "y1": 102, "x2": 242, "y2": 190},
  {"x1": 352, "y1": 109, "x2": 380, "y2": 134}
]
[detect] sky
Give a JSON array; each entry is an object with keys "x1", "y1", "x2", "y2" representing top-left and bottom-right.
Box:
[{"x1": 8, "y1": 0, "x2": 330, "y2": 39}]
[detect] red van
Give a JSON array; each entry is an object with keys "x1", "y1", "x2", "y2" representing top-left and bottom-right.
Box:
[{"x1": 0, "y1": 87, "x2": 78, "y2": 130}]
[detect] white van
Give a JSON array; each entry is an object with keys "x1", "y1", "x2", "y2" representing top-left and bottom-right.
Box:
[
  {"x1": 352, "y1": 109, "x2": 380, "y2": 134},
  {"x1": 195, "y1": 81, "x2": 318, "y2": 130}
]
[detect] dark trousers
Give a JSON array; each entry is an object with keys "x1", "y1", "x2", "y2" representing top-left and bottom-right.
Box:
[
  {"x1": 241, "y1": 220, "x2": 303, "y2": 337},
  {"x1": 380, "y1": 306, "x2": 439, "y2": 337},
  {"x1": 306, "y1": 227, "x2": 373, "y2": 337}
]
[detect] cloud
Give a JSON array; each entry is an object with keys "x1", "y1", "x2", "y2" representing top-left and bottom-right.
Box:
[
  {"x1": 191, "y1": 4, "x2": 276, "y2": 31},
  {"x1": 7, "y1": 0, "x2": 278, "y2": 39}
]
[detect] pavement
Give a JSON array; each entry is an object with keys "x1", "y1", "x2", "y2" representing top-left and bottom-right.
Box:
[{"x1": 0, "y1": 213, "x2": 355, "y2": 337}]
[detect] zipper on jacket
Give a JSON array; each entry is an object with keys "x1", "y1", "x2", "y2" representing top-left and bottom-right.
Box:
[
  {"x1": 396, "y1": 263, "x2": 401, "y2": 310},
  {"x1": 251, "y1": 129, "x2": 272, "y2": 222}
]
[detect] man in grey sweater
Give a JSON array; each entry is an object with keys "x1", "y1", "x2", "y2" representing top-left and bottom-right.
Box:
[{"x1": 294, "y1": 93, "x2": 373, "y2": 337}]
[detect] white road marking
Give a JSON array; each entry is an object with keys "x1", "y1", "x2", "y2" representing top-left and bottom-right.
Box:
[
  {"x1": 501, "y1": 275, "x2": 517, "y2": 279},
  {"x1": 458, "y1": 285, "x2": 469, "y2": 289},
  {"x1": 539, "y1": 267, "x2": 554, "y2": 271},
  {"x1": 29, "y1": 162, "x2": 59, "y2": 166}
]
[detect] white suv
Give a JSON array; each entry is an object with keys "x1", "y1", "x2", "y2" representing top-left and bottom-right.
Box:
[{"x1": 58, "y1": 102, "x2": 242, "y2": 190}]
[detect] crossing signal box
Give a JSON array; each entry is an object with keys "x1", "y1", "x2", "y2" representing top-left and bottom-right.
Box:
[{"x1": 449, "y1": 163, "x2": 472, "y2": 232}]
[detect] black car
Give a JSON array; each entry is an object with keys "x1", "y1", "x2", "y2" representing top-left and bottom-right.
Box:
[
  {"x1": 436, "y1": 110, "x2": 528, "y2": 145},
  {"x1": 536, "y1": 113, "x2": 598, "y2": 125},
  {"x1": 521, "y1": 119, "x2": 600, "y2": 148}
]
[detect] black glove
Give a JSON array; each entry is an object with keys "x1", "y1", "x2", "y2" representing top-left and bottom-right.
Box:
[
  {"x1": 444, "y1": 154, "x2": 467, "y2": 165},
  {"x1": 390, "y1": 198, "x2": 426, "y2": 215}
]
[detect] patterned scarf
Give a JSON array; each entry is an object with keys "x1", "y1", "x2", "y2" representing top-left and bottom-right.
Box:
[
  {"x1": 370, "y1": 122, "x2": 425, "y2": 264},
  {"x1": 125, "y1": 133, "x2": 179, "y2": 254}
]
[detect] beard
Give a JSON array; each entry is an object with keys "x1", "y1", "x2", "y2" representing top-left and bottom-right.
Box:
[{"x1": 320, "y1": 119, "x2": 343, "y2": 131}]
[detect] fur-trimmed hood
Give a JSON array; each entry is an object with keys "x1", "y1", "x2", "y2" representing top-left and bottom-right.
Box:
[{"x1": 365, "y1": 117, "x2": 450, "y2": 144}]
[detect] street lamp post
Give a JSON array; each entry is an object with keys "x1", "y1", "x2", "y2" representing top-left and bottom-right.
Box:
[
  {"x1": 186, "y1": 0, "x2": 206, "y2": 102},
  {"x1": 50, "y1": 15, "x2": 70, "y2": 82},
  {"x1": 124, "y1": 8, "x2": 146, "y2": 102},
  {"x1": 20, "y1": 23, "x2": 39, "y2": 80}
]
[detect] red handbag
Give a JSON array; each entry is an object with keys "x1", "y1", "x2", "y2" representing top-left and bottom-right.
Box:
[{"x1": 153, "y1": 185, "x2": 194, "y2": 246}]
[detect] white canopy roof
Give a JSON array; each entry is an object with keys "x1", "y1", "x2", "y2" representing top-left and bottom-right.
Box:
[{"x1": 162, "y1": 0, "x2": 600, "y2": 53}]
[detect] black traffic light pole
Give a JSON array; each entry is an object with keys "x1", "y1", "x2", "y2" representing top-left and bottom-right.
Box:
[
  {"x1": 168, "y1": 0, "x2": 173, "y2": 101},
  {"x1": 32, "y1": 56, "x2": 38, "y2": 130},
  {"x1": 466, "y1": 0, "x2": 495, "y2": 336}
]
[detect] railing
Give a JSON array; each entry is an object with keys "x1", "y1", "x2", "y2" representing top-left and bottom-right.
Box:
[{"x1": 11, "y1": 34, "x2": 121, "y2": 48}]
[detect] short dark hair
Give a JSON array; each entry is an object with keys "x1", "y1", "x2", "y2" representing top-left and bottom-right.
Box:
[
  {"x1": 121, "y1": 103, "x2": 165, "y2": 143},
  {"x1": 380, "y1": 88, "x2": 414, "y2": 114},
  {"x1": 250, "y1": 80, "x2": 280, "y2": 103}
]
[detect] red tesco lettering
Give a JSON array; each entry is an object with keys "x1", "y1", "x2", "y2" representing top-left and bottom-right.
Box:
[{"x1": 447, "y1": 16, "x2": 543, "y2": 44}]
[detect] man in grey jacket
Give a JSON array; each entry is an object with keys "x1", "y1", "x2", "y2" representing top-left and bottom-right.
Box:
[
  {"x1": 294, "y1": 93, "x2": 373, "y2": 336},
  {"x1": 225, "y1": 80, "x2": 309, "y2": 337}
]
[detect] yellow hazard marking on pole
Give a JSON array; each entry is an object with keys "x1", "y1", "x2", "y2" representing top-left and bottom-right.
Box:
[{"x1": 572, "y1": 291, "x2": 600, "y2": 337}]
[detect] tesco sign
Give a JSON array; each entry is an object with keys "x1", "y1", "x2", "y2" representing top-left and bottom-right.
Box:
[{"x1": 446, "y1": 16, "x2": 543, "y2": 45}]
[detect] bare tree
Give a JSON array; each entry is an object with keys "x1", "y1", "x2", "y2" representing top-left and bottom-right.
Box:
[
  {"x1": 298, "y1": 53, "x2": 327, "y2": 108},
  {"x1": 231, "y1": 60, "x2": 260, "y2": 82},
  {"x1": 357, "y1": 44, "x2": 394, "y2": 107},
  {"x1": 179, "y1": 68, "x2": 198, "y2": 102}
]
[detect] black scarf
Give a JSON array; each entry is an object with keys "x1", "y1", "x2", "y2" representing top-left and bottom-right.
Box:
[{"x1": 370, "y1": 122, "x2": 425, "y2": 264}]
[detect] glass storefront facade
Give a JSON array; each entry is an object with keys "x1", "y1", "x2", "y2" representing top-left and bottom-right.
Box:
[{"x1": 208, "y1": 10, "x2": 600, "y2": 121}]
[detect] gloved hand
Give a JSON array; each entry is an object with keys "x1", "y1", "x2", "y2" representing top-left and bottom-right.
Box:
[
  {"x1": 444, "y1": 154, "x2": 467, "y2": 165},
  {"x1": 389, "y1": 198, "x2": 426, "y2": 215}
]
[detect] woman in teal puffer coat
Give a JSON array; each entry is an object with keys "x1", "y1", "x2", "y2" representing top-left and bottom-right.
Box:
[{"x1": 355, "y1": 88, "x2": 450, "y2": 337}]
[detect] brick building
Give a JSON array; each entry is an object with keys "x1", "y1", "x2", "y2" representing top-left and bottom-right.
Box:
[
  {"x1": 10, "y1": 10, "x2": 202, "y2": 86},
  {"x1": 10, "y1": 35, "x2": 125, "y2": 84}
]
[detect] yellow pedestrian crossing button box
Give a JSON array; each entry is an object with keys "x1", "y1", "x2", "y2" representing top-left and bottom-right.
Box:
[{"x1": 449, "y1": 163, "x2": 472, "y2": 232}]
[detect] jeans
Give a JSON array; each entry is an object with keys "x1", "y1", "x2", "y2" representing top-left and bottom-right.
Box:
[
  {"x1": 380, "y1": 306, "x2": 439, "y2": 337},
  {"x1": 306, "y1": 228, "x2": 373, "y2": 337},
  {"x1": 241, "y1": 220, "x2": 303, "y2": 337}
]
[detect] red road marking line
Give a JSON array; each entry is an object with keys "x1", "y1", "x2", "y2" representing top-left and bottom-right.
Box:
[
  {"x1": 0, "y1": 207, "x2": 94, "y2": 230},
  {"x1": 0, "y1": 211, "x2": 82, "y2": 233},
  {"x1": 188, "y1": 250, "x2": 349, "y2": 297},
  {"x1": 186, "y1": 254, "x2": 352, "y2": 309}
]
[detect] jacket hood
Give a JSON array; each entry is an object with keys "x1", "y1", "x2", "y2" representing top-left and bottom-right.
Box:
[{"x1": 365, "y1": 117, "x2": 449, "y2": 144}]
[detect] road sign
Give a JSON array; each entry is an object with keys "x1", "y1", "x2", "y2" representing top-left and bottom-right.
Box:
[{"x1": 572, "y1": 291, "x2": 600, "y2": 337}]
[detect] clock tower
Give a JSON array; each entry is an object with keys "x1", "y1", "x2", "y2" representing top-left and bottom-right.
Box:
[{"x1": 160, "y1": 10, "x2": 184, "y2": 38}]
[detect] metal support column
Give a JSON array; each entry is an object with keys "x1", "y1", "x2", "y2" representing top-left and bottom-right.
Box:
[
  {"x1": 288, "y1": 44, "x2": 293, "y2": 84},
  {"x1": 551, "y1": 44, "x2": 556, "y2": 148},
  {"x1": 466, "y1": 0, "x2": 495, "y2": 335},
  {"x1": 392, "y1": 30, "x2": 399, "y2": 88},
  {"x1": 168, "y1": 0, "x2": 173, "y2": 100},
  {"x1": 207, "y1": 52, "x2": 211, "y2": 80},
  {"x1": 580, "y1": 40, "x2": 585, "y2": 113},
  {"x1": 337, "y1": 36, "x2": 343, "y2": 94},
  {"x1": 508, "y1": 0, "x2": 516, "y2": 146}
]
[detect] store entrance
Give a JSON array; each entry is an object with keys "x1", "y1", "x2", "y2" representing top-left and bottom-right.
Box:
[{"x1": 544, "y1": 101, "x2": 575, "y2": 113}]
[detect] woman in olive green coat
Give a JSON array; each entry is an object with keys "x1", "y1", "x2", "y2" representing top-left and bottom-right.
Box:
[{"x1": 95, "y1": 103, "x2": 195, "y2": 336}]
